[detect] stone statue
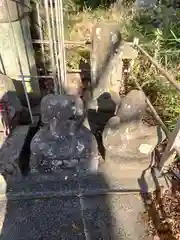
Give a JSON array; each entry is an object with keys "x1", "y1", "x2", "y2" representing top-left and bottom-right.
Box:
[
  {"x1": 103, "y1": 90, "x2": 165, "y2": 163},
  {"x1": 30, "y1": 94, "x2": 100, "y2": 174}
]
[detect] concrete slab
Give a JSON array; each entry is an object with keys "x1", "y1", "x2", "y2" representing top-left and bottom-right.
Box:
[
  {"x1": 0, "y1": 197, "x2": 85, "y2": 240},
  {"x1": 79, "y1": 173, "x2": 110, "y2": 194},
  {"x1": 0, "y1": 171, "x2": 154, "y2": 240},
  {"x1": 81, "y1": 194, "x2": 151, "y2": 240},
  {"x1": 98, "y1": 161, "x2": 167, "y2": 192},
  {"x1": 5, "y1": 173, "x2": 79, "y2": 198}
]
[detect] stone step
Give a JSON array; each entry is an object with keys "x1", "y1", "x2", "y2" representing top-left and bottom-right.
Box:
[
  {"x1": 0, "y1": 166, "x2": 153, "y2": 239},
  {"x1": 2, "y1": 161, "x2": 167, "y2": 200},
  {"x1": 0, "y1": 193, "x2": 151, "y2": 240},
  {"x1": 0, "y1": 172, "x2": 151, "y2": 240}
]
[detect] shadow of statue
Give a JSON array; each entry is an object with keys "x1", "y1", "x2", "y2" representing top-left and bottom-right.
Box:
[{"x1": 87, "y1": 92, "x2": 116, "y2": 159}]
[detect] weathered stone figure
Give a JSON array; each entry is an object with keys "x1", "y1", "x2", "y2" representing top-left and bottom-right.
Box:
[
  {"x1": 30, "y1": 94, "x2": 100, "y2": 173},
  {"x1": 103, "y1": 90, "x2": 165, "y2": 163}
]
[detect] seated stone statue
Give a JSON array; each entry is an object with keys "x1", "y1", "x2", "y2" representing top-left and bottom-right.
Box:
[
  {"x1": 30, "y1": 94, "x2": 100, "y2": 174},
  {"x1": 103, "y1": 90, "x2": 165, "y2": 164}
]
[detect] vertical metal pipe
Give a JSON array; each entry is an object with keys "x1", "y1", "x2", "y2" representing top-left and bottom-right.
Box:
[
  {"x1": 55, "y1": 0, "x2": 63, "y2": 93},
  {"x1": 58, "y1": 0, "x2": 67, "y2": 90},
  {"x1": 49, "y1": 0, "x2": 61, "y2": 93},
  {"x1": 4, "y1": 0, "x2": 33, "y2": 123},
  {"x1": 159, "y1": 117, "x2": 180, "y2": 172},
  {"x1": 55, "y1": 0, "x2": 66, "y2": 93},
  {"x1": 44, "y1": 0, "x2": 57, "y2": 93},
  {"x1": 54, "y1": 0, "x2": 62, "y2": 93},
  {"x1": 36, "y1": 1, "x2": 47, "y2": 74}
]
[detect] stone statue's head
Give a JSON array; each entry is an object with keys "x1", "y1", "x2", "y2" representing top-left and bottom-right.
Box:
[
  {"x1": 41, "y1": 94, "x2": 84, "y2": 125},
  {"x1": 117, "y1": 90, "x2": 147, "y2": 122}
]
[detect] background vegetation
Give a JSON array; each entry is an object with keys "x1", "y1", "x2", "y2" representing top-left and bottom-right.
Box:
[{"x1": 63, "y1": 0, "x2": 180, "y2": 130}]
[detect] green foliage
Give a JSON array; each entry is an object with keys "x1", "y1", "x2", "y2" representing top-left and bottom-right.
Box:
[
  {"x1": 66, "y1": 47, "x2": 90, "y2": 69},
  {"x1": 64, "y1": 1, "x2": 180, "y2": 130},
  {"x1": 125, "y1": 5, "x2": 180, "y2": 130}
]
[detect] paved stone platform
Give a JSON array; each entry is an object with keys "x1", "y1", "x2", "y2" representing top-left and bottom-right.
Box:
[
  {"x1": 0, "y1": 171, "x2": 152, "y2": 240},
  {"x1": 0, "y1": 193, "x2": 150, "y2": 240}
]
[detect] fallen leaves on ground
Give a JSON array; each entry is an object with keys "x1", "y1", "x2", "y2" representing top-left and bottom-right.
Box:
[{"x1": 144, "y1": 169, "x2": 180, "y2": 240}]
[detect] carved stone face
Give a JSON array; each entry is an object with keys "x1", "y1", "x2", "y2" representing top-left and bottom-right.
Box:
[{"x1": 41, "y1": 94, "x2": 84, "y2": 124}]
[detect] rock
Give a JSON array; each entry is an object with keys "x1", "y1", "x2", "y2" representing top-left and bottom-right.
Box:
[
  {"x1": 103, "y1": 121, "x2": 164, "y2": 162},
  {"x1": 91, "y1": 22, "x2": 122, "y2": 88},
  {"x1": 30, "y1": 94, "x2": 100, "y2": 174},
  {"x1": 117, "y1": 90, "x2": 147, "y2": 122},
  {"x1": 103, "y1": 90, "x2": 165, "y2": 164},
  {"x1": 90, "y1": 22, "x2": 122, "y2": 111},
  {"x1": 90, "y1": 23, "x2": 138, "y2": 113}
]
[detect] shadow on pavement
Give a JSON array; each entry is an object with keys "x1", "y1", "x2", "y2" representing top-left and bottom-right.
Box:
[{"x1": 0, "y1": 172, "x2": 121, "y2": 240}]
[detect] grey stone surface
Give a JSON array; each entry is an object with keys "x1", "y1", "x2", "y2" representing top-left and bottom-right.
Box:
[
  {"x1": 6, "y1": 173, "x2": 80, "y2": 197},
  {"x1": 91, "y1": 22, "x2": 122, "y2": 88},
  {"x1": 0, "y1": 125, "x2": 29, "y2": 176},
  {"x1": 103, "y1": 90, "x2": 165, "y2": 164},
  {"x1": 30, "y1": 94, "x2": 100, "y2": 174},
  {"x1": 104, "y1": 121, "x2": 164, "y2": 161},
  {"x1": 0, "y1": 171, "x2": 152, "y2": 240},
  {"x1": 79, "y1": 173, "x2": 110, "y2": 194},
  {"x1": 89, "y1": 22, "x2": 122, "y2": 111},
  {"x1": 0, "y1": 197, "x2": 85, "y2": 240},
  {"x1": 81, "y1": 194, "x2": 151, "y2": 240},
  {"x1": 117, "y1": 90, "x2": 147, "y2": 122},
  {"x1": 0, "y1": 193, "x2": 151, "y2": 240},
  {"x1": 89, "y1": 23, "x2": 138, "y2": 112}
]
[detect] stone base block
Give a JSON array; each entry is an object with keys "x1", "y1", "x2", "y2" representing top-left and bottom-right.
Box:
[{"x1": 99, "y1": 160, "x2": 167, "y2": 192}]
